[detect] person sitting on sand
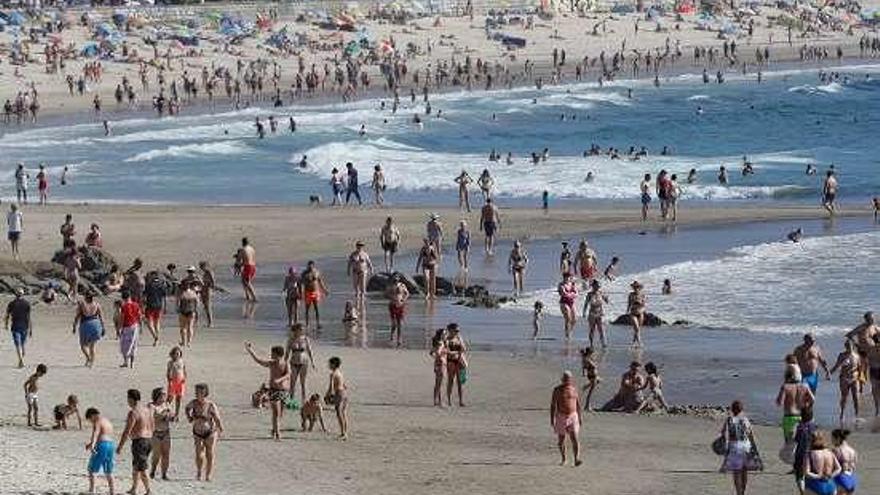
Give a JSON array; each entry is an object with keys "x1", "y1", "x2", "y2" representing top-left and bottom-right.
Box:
[
  {"x1": 301, "y1": 393, "x2": 327, "y2": 432},
  {"x1": 325, "y1": 356, "x2": 349, "y2": 439},
  {"x1": 636, "y1": 362, "x2": 668, "y2": 413},
  {"x1": 601, "y1": 361, "x2": 645, "y2": 413},
  {"x1": 53, "y1": 394, "x2": 82, "y2": 430},
  {"x1": 550, "y1": 371, "x2": 582, "y2": 466},
  {"x1": 185, "y1": 383, "x2": 224, "y2": 482},
  {"x1": 245, "y1": 343, "x2": 290, "y2": 441}
]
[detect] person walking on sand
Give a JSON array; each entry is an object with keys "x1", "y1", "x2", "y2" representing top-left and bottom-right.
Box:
[
  {"x1": 346, "y1": 241, "x2": 373, "y2": 305},
  {"x1": 454, "y1": 170, "x2": 473, "y2": 212},
  {"x1": 84, "y1": 407, "x2": 116, "y2": 495},
  {"x1": 148, "y1": 388, "x2": 174, "y2": 481},
  {"x1": 822, "y1": 170, "x2": 838, "y2": 216},
  {"x1": 118, "y1": 289, "x2": 141, "y2": 368},
  {"x1": 72, "y1": 292, "x2": 104, "y2": 367},
  {"x1": 325, "y1": 356, "x2": 350, "y2": 439},
  {"x1": 627, "y1": 281, "x2": 647, "y2": 347},
  {"x1": 301, "y1": 260, "x2": 330, "y2": 330},
  {"x1": 558, "y1": 272, "x2": 578, "y2": 340},
  {"x1": 6, "y1": 204, "x2": 23, "y2": 258},
  {"x1": 794, "y1": 333, "x2": 831, "y2": 395},
  {"x1": 345, "y1": 162, "x2": 362, "y2": 205},
  {"x1": 550, "y1": 371, "x2": 583, "y2": 467},
  {"x1": 776, "y1": 365, "x2": 814, "y2": 442},
  {"x1": 829, "y1": 340, "x2": 861, "y2": 426},
  {"x1": 379, "y1": 216, "x2": 401, "y2": 273},
  {"x1": 583, "y1": 280, "x2": 609, "y2": 348},
  {"x1": 456, "y1": 220, "x2": 471, "y2": 270},
  {"x1": 236, "y1": 237, "x2": 258, "y2": 302},
  {"x1": 480, "y1": 198, "x2": 501, "y2": 255},
  {"x1": 387, "y1": 274, "x2": 410, "y2": 346},
  {"x1": 430, "y1": 328, "x2": 449, "y2": 407},
  {"x1": 185, "y1": 383, "x2": 224, "y2": 482},
  {"x1": 508, "y1": 241, "x2": 528, "y2": 296},
  {"x1": 6, "y1": 287, "x2": 32, "y2": 368},
  {"x1": 639, "y1": 173, "x2": 651, "y2": 221},
  {"x1": 283, "y1": 267, "x2": 302, "y2": 327},
  {"x1": 416, "y1": 238, "x2": 440, "y2": 300},
  {"x1": 245, "y1": 343, "x2": 290, "y2": 441},
  {"x1": 446, "y1": 323, "x2": 468, "y2": 407},
  {"x1": 142, "y1": 271, "x2": 167, "y2": 345},
  {"x1": 285, "y1": 323, "x2": 316, "y2": 403},
  {"x1": 719, "y1": 400, "x2": 762, "y2": 495},
  {"x1": 197, "y1": 261, "x2": 216, "y2": 327},
  {"x1": 177, "y1": 282, "x2": 199, "y2": 347},
  {"x1": 116, "y1": 389, "x2": 154, "y2": 495}
]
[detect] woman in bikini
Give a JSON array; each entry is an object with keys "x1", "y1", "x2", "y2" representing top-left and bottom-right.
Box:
[
  {"x1": 831, "y1": 428, "x2": 858, "y2": 494},
  {"x1": 72, "y1": 292, "x2": 104, "y2": 367},
  {"x1": 582, "y1": 279, "x2": 609, "y2": 348},
  {"x1": 416, "y1": 238, "x2": 439, "y2": 300},
  {"x1": 177, "y1": 283, "x2": 199, "y2": 347},
  {"x1": 507, "y1": 241, "x2": 528, "y2": 297},
  {"x1": 558, "y1": 272, "x2": 578, "y2": 340},
  {"x1": 627, "y1": 281, "x2": 647, "y2": 347},
  {"x1": 185, "y1": 383, "x2": 223, "y2": 482},
  {"x1": 283, "y1": 267, "x2": 301, "y2": 327},
  {"x1": 804, "y1": 431, "x2": 842, "y2": 495},
  {"x1": 149, "y1": 387, "x2": 174, "y2": 480},
  {"x1": 285, "y1": 323, "x2": 315, "y2": 403},
  {"x1": 429, "y1": 328, "x2": 448, "y2": 407},
  {"x1": 829, "y1": 340, "x2": 861, "y2": 426},
  {"x1": 445, "y1": 324, "x2": 468, "y2": 407}
]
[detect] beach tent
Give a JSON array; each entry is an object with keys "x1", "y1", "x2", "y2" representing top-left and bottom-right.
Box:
[{"x1": 80, "y1": 41, "x2": 99, "y2": 57}]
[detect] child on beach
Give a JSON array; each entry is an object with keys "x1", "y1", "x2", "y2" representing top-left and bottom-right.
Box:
[
  {"x1": 342, "y1": 300, "x2": 359, "y2": 334},
  {"x1": 637, "y1": 362, "x2": 669, "y2": 413},
  {"x1": 604, "y1": 256, "x2": 620, "y2": 282},
  {"x1": 166, "y1": 346, "x2": 187, "y2": 420},
  {"x1": 301, "y1": 393, "x2": 327, "y2": 432},
  {"x1": 53, "y1": 394, "x2": 82, "y2": 430},
  {"x1": 532, "y1": 301, "x2": 545, "y2": 339},
  {"x1": 85, "y1": 407, "x2": 116, "y2": 495},
  {"x1": 580, "y1": 348, "x2": 600, "y2": 411},
  {"x1": 23, "y1": 363, "x2": 47, "y2": 427},
  {"x1": 325, "y1": 356, "x2": 349, "y2": 439}
]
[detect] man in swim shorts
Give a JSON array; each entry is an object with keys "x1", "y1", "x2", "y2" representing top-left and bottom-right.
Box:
[
  {"x1": 387, "y1": 275, "x2": 410, "y2": 347},
  {"x1": 236, "y1": 237, "x2": 257, "y2": 302},
  {"x1": 379, "y1": 216, "x2": 401, "y2": 273},
  {"x1": 776, "y1": 366, "x2": 814, "y2": 442},
  {"x1": 794, "y1": 333, "x2": 831, "y2": 394},
  {"x1": 479, "y1": 198, "x2": 501, "y2": 255},
  {"x1": 5, "y1": 287, "x2": 31, "y2": 368},
  {"x1": 550, "y1": 371, "x2": 582, "y2": 466},
  {"x1": 116, "y1": 389, "x2": 154, "y2": 495},
  {"x1": 301, "y1": 261, "x2": 329, "y2": 330},
  {"x1": 822, "y1": 170, "x2": 838, "y2": 216},
  {"x1": 85, "y1": 407, "x2": 116, "y2": 494}
]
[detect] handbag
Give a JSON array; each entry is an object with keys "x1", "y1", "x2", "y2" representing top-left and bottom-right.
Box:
[{"x1": 712, "y1": 417, "x2": 729, "y2": 456}]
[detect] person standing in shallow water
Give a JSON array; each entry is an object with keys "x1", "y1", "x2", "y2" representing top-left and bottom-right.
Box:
[{"x1": 550, "y1": 371, "x2": 582, "y2": 467}]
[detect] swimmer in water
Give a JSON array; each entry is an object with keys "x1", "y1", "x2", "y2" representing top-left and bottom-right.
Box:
[
  {"x1": 787, "y1": 228, "x2": 804, "y2": 243},
  {"x1": 584, "y1": 172, "x2": 594, "y2": 183},
  {"x1": 686, "y1": 168, "x2": 697, "y2": 184},
  {"x1": 718, "y1": 166, "x2": 729, "y2": 185},
  {"x1": 872, "y1": 197, "x2": 880, "y2": 222},
  {"x1": 806, "y1": 164, "x2": 816, "y2": 176},
  {"x1": 696, "y1": 106, "x2": 703, "y2": 115}
]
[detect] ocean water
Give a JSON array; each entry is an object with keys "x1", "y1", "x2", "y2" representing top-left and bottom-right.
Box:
[{"x1": 1, "y1": 64, "x2": 879, "y2": 204}]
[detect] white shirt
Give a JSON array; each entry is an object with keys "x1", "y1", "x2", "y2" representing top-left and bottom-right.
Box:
[{"x1": 7, "y1": 211, "x2": 23, "y2": 233}]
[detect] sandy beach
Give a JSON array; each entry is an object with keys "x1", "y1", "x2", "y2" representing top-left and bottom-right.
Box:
[{"x1": 0, "y1": 201, "x2": 877, "y2": 493}]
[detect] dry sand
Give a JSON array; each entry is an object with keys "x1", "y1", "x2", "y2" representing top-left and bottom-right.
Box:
[{"x1": 0, "y1": 202, "x2": 877, "y2": 494}]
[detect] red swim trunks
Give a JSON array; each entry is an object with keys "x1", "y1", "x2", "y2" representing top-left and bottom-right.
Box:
[
  {"x1": 167, "y1": 377, "x2": 186, "y2": 398},
  {"x1": 304, "y1": 290, "x2": 320, "y2": 305},
  {"x1": 241, "y1": 264, "x2": 256, "y2": 283},
  {"x1": 580, "y1": 265, "x2": 596, "y2": 280},
  {"x1": 388, "y1": 302, "x2": 406, "y2": 320},
  {"x1": 145, "y1": 308, "x2": 162, "y2": 322}
]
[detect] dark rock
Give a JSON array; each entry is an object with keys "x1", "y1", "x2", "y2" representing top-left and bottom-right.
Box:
[
  {"x1": 412, "y1": 274, "x2": 455, "y2": 296},
  {"x1": 672, "y1": 319, "x2": 691, "y2": 326},
  {"x1": 0, "y1": 275, "x2": 21, "y2": 293},
  {"x1": 611, "y1": 312, "x2": 667, "y2": 327},
  {"x1": 366, "y1": 272, "x2": 421, "y2": 294}
]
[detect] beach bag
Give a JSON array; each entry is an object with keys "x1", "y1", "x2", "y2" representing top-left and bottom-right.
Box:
[
  {"x1": 711, "y1": 418, "x2": 729, "y2": 455},
  {"x1": 711, "y1": 435, "x2": 727, "y2": 456},
  {"x1": 778, "y1": 439, "x2": 796, "y2": 465},
  {"x1": 745, "y1": 444, "x2": 764, "y2": 472},
  {"x1": 458, "y1": 366, "x2": 469, "y2": 385},
  {"x1": 284, "y1": 396, "x2": 300, "y2": 411}
]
